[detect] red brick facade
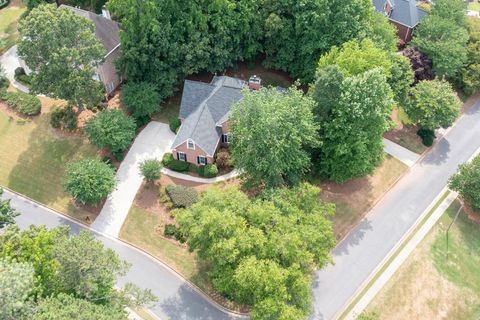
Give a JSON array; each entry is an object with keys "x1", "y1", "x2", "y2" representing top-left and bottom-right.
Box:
[
  {"x1": 391, "y1": 21, "x2": 414, "y2": 44},
  {"x1": 172, "y1": 140, "x2": 215, "y2": 166}
]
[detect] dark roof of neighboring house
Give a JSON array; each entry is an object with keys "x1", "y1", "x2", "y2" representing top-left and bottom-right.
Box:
[
  {"x1": 373, "y1": 0, "x2": 428, "y2": 28},
  {"x1": 59, "y1": 5, "x2": 120, "y2": 54},
  {"x1": 172, "y1": 76, "x2": 245, "y2": 156}
]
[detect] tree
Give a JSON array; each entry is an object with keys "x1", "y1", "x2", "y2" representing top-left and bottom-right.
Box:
[
  {"x1": 405, "y1": 79, "x2": 461, "y2": 130},
  {"x1": 261, "y1": 0, "x2": 373, "y2": 83},
  {"x1": 0, "y1": 259, "x2": 35, "y2": 320},
  {"x1": 34, "y1": 294, "x2": 127, "y2": 320},
  {"x1": 312, "y1": 68, "x2": 394, "y2": 183},
  {"x1": 53, "y1": 231, "x2": 129, "y2": 302},
  {"x1": 175, "y1": 184, "x2": 335, "y2": 319},
  {"x1": 63, "y1": 158, "x2": 116, "y2": 205},
  {"x1": 365, "y1": 12, "x2": 398, "y2": 52},
  {"x1": 430, "y1": 0, "x2": 466, "y2": 27},
  {"x1": 0, "y1": 188, "x2": 19, "y2": 229},
  {"x1": 403, "y1": 47, "x2": 435, "y2": 84},
  {"x1": 461, "y1": 17, "x2": 480, "y2": 95},
  {"x1": 18, "y1": 4, "x2": 105, "y2": 110},
  {"x1": 84, "y1": 109, "x2": 136, "y2": 157},
  {"x1": 388, "y1": 54, "x2": 414, "y2": 108},
  {"x1": 139, "y1": 159, "x2": 162, "y2": 182},
  {"x1": 121, "y1": 82, "x2": 161, "y2": 121},
  {"x1": 230, "y1": 87, "x2": 318, "y2": 189},
  {"x1": 412, "y1": 10, "x2": 468, "y2": 78},
  {"x1": 449, "y1": 155, "x2": 480, "y2": 212},
  {"x1": 318, "y1": 39, "x2": 393, "y2": 78}
]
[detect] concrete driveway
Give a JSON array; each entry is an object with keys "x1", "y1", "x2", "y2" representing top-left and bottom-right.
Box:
[
  {"x1": 92, "y1": 121, "x2": 175, "y2": 237},
  {"x1": 0, "y1": 45, "x2": 29, "y2": 93}
]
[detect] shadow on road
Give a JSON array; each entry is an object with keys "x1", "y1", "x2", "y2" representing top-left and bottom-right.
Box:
[
  {"x1": 334, "y1": 218, "x2": 373, "y2": 256},
  {"x1": 422, "y1": 138, "x2": 450, "y2": 166}
]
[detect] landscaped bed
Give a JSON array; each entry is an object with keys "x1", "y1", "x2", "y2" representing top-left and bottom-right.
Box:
[
  {"x1": 366, "y1": 199, "x2": 480, "y2": 319},
  {"x1": 0, "y1": 96, "x2": 100, "y2": 222}
]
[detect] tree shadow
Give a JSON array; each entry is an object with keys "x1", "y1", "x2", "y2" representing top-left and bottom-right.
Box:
[{"x1": 421, "y1": 138, "x2": 450, "y2": 165}]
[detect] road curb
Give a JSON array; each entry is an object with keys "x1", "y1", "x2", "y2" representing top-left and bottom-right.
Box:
[{"x1": 0, "y1": 185, "x2": 249, "y2": 319}]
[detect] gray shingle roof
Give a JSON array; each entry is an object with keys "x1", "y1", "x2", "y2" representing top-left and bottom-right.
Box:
[
  {"x1": 60, "y1": 5, "x2": 120, "y2": 54},
  {"x1": 172, "y1": 76, "x2": 245, "y2": 156},
  {"x1": 373, "y1": 0, "x2": 428, "y2": 28}
]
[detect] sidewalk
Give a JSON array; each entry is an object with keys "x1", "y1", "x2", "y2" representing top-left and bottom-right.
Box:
[
  {"x1": 0, "y1": 45, "x2": 30, "y2": 93},
  {"x1": 162, "y1": 167, "x2": 240, "y2": 183},
  {"x1": 91, "y1": 122, "x2": 175, "y2": 237},
  {"x1": 383, "y1": 138, "x2": 421, "y2": 167}
]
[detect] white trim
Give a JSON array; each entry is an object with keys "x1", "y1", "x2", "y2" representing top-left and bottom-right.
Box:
[
  {"x1": 187, "y1": 139, "x2": 195, "y2": 150},
  {"x1": 198, "y1": 155, "x2": 207, "y2": 165},
  {"x1": 104, "y1": 43, "x2": 121, "y2": 59},
  {"x1": 178, "y1": 152, "x2": 187, "y2": 161}
]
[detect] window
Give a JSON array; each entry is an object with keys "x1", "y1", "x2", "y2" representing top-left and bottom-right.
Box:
[
  {"x1": 177, "y1": 152, "x2": 186, "y2": 162},
  {"x1": 222, "y1": 133, "x2": 230, "y2": 144},
  {"x1": 187, "y1": 139, "x2": 195, "y2": 150},
  {"x1": 198, "y1": 156, "x2": 207, "y2": 165}
]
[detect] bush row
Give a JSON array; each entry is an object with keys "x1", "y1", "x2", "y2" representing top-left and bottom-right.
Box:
[
  {"x1": 0, "y1": 90, "x2": 41, "y2": 115},
  {"x1": 162, "y1": 152, "x2": 219, "y2": 177}
]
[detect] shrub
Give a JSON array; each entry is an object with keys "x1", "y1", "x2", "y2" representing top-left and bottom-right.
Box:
[
  {"x1": 417, "y1": 128, "x2": 435, "y2": 146},
  {"x1": 50, "y1": 106, "x2": 77, "y2": 131},
  {"x1": 14, "y1": 74, "x2": 32, "y2": 86},
  {"x1": 139, "y1": 159, "x2": 162, "y2": 182},
  {"x1": 169, "y1": 117, "x2": 181, "y2": 133},
  {"x1": 0, "y1": 91, "x2": 41, "y2": 115},
  {"x1": 165, "y1": 185, "x2": 198, "y2": 208},
  {"x1": 14, "y1": 67, "x2": 25, "y2": 76},
  {"x1": 198, "y1": 164, "x2": 218, "y2": 178},
  {"x1": 449, "y1": 155, "x2": 480, "y2": 212},
  {"x1": 63, "y1": 158, "x2": 116, "y2": 205},
  {"x1": 215, "y1": 150, "x2": 232, "y2": 169},
  {"x1": 162, "y1": 153, "x2": 174, "y2": 167},
  {"x1": 0, "y1": 72, "x2": 9, "y2": 89},
  {"x1": 164, "y1": 224, "x2": 177, "y2": 237},
  {"x1": 121, "y1": 82, "x2": 161, "y2": 119}
]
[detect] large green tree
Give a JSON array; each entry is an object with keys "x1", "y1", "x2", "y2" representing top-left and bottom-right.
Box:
[
  {"x1": 261, "y1": 0, "x2": 373, "y2": 83},
  {"x1": 363, "y1": 12, "x2": 398, "y2": 53},
  {"x1": 461, "y1": 17, "x2": 480, "y2": 95},
  {"x1": 63, "y1": 158, "x2": 116, "y2": 205},
  {"x1": 449, "y1": 155, "x2": 480, "y2": 212},
  {"x1": 0, "y1": 259, "x2": 35, "y2": 320},
  {"x1": 312, "y1": 68, "x2": 394, "y2": 183},
  {"x1": 388, "y1": 54, "x2": 414, "y2": 108},
  {"x1": 18, "y1": 4, "x2": 105, "y2": 109},
  {"x1": 176, "y1": 184, "x2": 335, "y2": 319},
  {"x1": 405, "y1": 79, "x2": 461, "y2": 130},
  {"x1": 84, "y1": 109, "x2": 136, "y2": 157},
  {"x1": 0, "y1": 188, "x2": 19, "y2": 229},
  {"x1": 230, "y1": 87, "x2": 317, "y2": 189},
  {"x1": 412, "y1": 0, "x2": 468, "y2": 78},
  {"x1": 121, "y1": 82, "x2": 161, "y2": 121}
]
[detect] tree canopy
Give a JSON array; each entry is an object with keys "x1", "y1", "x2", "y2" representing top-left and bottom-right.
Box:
[
  {"x1": 18, "y1": 4, "x2": 105, "y2": 109},
  {"x1": 461, "y1": 17, "x2": 480, "y2": 95},
  {"x1": 85, "y1": 109, "x2": 136, "y2": 156},
  {"x1": 388, "y1": 54, "x2": 414, "y2": 108},
  {"x1": 365, "y1": 12, "x2": 398, "y2": 52},
  {"x1": 121, "y1": 82, "x2": 161, "y2": 121},
  {"x1": 230, "y1": 86, "x2": 317, "y2": 189},
  {"x1": 449, "y1": 155, "x2": 480, "y2": 212},
  {"x1": 405, "y1": 79, "x2": 461, "y2": 130},
  {"x1": 0, "y1": 188, "x2": 19, "y2": 229},
  {"x1": 176, "y1": 184, "x2": 335, "y2": 319},
  {"x1": 63, "y1": 158, "x2": 116, "y2": 205}
]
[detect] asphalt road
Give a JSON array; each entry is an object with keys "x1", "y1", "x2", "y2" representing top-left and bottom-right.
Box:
[
  {"x1": 311, "y1": 101, "x2": 480, "y2": 319},
  {"x1": 2, "y1": 188, "x2": 242, "y2": 320}
]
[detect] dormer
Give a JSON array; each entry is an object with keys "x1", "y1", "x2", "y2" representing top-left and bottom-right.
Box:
[{"x1": 383, "y1": 0, "x2": 394, "y2": 16}]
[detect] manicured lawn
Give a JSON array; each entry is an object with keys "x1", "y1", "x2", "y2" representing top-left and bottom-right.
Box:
[
  {"x1": 469, "y1": 0, "x2": 480, "y2": 11},
  {"x1": 367, "y1": 200, "x2": 480, "y2": 319},
  {"x1": 0, "y1": 104, "x2": 98, "y2": 221},
  {"x1": 320, "y1": 155, "x2": 408, "y2": 240},
  {"x1": 0, "y1": 1, "x2": 25, "y2": 54}
]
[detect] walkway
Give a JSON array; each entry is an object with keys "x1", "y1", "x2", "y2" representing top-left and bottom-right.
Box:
[
  {"x1": 383, "y1": 138, "x2": 421, "y2": 167},
  {"x1": 162, "y1": 168, "x2": 240, "y2": 183},
  {"x1": 91, "y1": 122, "x2": 175, "y2": 238},
  {"x1": 0, "y1": 45, "x2": 30, "y2": 93},
  {"x1": 312, "y1": 100, "x2": 480, "y2": 319},
  {"x1": 2, "y1": 187, "x2": 243, "y2": 320}
]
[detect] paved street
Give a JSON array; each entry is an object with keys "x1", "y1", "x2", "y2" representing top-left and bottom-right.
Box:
[
  {"x1": 312, "y1": 101, "x2": 480, "y2": 319},
  {"x1": 2, "y1": 188, "x2": 243, "y2": 320}
]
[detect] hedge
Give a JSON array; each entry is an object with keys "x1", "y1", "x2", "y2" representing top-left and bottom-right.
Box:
[
  {"x1": 165, "y1": 184, "x2": 198, "y2": 208},
  {"x1": 0, "y1": 90, "x2": 41, "y2": 116},
  {"x1": 162, "y1": 152, "x2": 190, "y2": 172},
  {"x1": 198, "y1": 164, "x2": 218, "y2": 178}
]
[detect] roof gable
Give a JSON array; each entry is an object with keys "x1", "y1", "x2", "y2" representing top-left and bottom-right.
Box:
[{"x1": 372, "y1": 0, "x2": 428, "y2": 28}]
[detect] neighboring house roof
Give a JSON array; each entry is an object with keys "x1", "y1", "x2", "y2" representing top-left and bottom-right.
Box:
[
  {"x1": 59, "y1": 5, "x2": 120, "y2": 55},
  {"x1": 172, "y1": 76, "x2": 245, "y2": 156},
  {"x1": 373, "y1": 0, "x2": 428, "y2": 28}
]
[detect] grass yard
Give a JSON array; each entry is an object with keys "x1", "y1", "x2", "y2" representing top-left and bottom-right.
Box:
[
  {"x1": 469, "y1": 0, "x2": 480, "y2": 11},
  {"x1": 0, "y1": 101, "x2": 99, "y2": 222},
  {"x1": 366, "y1": 200, "x2": 480, "y2": 319},
  {"x1": 0, "y1": 0, "x2": 25, "y2": 55},
  {"x1": 320, "y1": 155, "x2": 408, "y2": 240}
]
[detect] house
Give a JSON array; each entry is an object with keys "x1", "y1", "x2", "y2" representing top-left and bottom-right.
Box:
[
  {"x1": 20, "y1": 5, "x2": 122, "y2": 96},
  {"x1": 373, "y1": 0, "x2": 428, "y2": 44},
  {"x1": 171, "y1": 75, "x2": 261, "y2": 166}
]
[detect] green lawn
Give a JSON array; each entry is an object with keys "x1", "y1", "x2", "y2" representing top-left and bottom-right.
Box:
[
  {"x1": 367, "y1": 200, "x2": 480, "y2": 319},
  {"x1": 0, "y1": 108, "x2": 98, "y2": 221},
  {"x1": 0, "y1": 2, "x2": 25, "y2": 54}
]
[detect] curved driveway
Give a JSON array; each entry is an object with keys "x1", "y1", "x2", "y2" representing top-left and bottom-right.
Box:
[
  {"x1": 3, "y1": 188, "x2": 243, "y2": 320},
  {"x1": 312, "y1": 101, "x2": 480, "y2": 319}
]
